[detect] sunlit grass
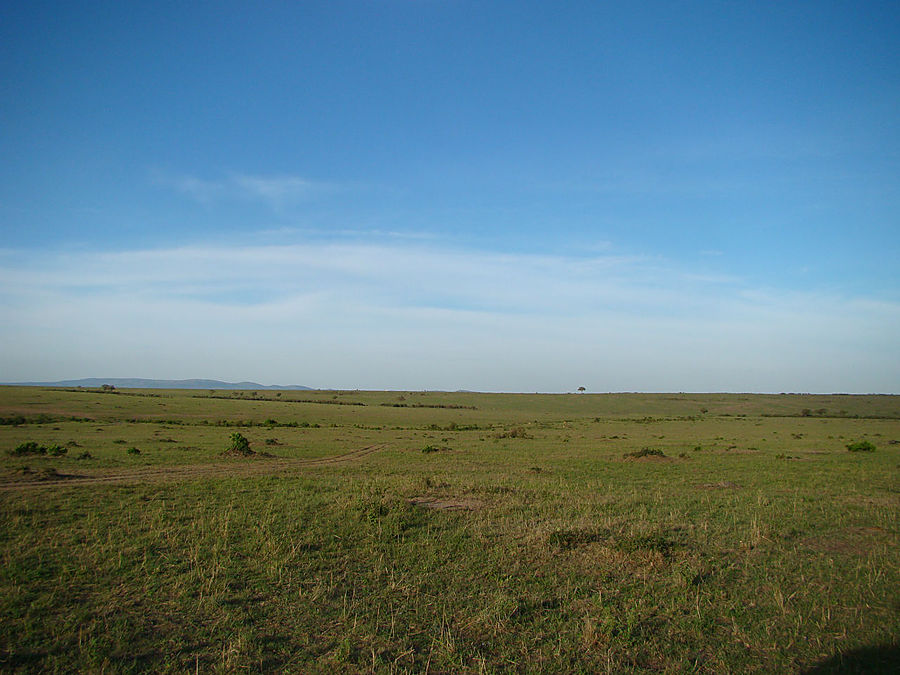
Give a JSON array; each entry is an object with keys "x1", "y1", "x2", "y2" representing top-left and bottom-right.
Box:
[{"x1": 1, "y1": 387, "x2": 898, "y2": 672}]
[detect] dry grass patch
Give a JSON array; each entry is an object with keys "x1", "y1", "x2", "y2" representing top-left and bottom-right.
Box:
[
  {"x1": 408, "y1": 496, "x2": 482, "y2": 511},
  {"x1": 15, "y1": 466, "x2": 84, "y2": 483},
  {"x1": 803, "y1": 526, "x2": 893, "y2": 555},
  {"x1": 698, "y1": 480, "x2": 742, "y2": 490}
]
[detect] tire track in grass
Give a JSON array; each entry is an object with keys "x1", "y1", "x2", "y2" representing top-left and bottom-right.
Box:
[{"x1": 0, "y1": 444, "x2": 388, "y2": 491}]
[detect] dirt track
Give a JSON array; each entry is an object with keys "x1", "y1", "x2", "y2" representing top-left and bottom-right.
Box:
[{"x1": 0, "y1": 444, "x2": 388, "y2": 491}]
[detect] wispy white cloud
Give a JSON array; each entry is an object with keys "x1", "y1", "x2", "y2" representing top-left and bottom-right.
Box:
[
  {"x1": 231, "y1": 175, "x2": 322, "y2": 202},
  {"x1": 256, "y1": 226, "x2": 442, "y2": 242},
  {"x1": 0, "y1": 243, "x2": 708, "y2": 317},
  {"x1": 1, "y1": 241, "x2": 898, "y2": 392},
  {"x1": 157, "y1": 172, "x2": 335, "y2": 208},
  {"x1": 167, "y1": 175, "x2": 225, "y2": 204}
]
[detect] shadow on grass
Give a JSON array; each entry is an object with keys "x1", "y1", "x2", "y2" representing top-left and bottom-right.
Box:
[{"x1": 802, "y1": 643, "x2": 899, "y2": 674}]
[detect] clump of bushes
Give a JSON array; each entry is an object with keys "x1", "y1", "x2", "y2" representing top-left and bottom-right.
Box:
[
  {"x1": 624, "y1": 447, "x2": 666, "y2": 459},
  {"x1": 126, "y1": 446, "x2": 141, "y2": 455},
  {"x1": 8, "y1": 442, "x2": 68, "y2": 457},
  {"x1": 495, "y1": 427, "x2": 532, "y2": 439},
  {"x1": 222, "y1": 432, "x2": 258, "y2": 457},
  {"x1": 1, "y1": 416, "x2": 28, "y2": 426},
  {"x1": 229, "y1": 432, "x2": 252, "y2": 454},
  {"x1": 10, "y1": 442, "x2": 43, "y2": 456},
  {"x1": 846, "y1": 440, "x2": 876, "y2": 453}
]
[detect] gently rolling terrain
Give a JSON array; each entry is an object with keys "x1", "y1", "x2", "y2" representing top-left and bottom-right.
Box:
[{"x1": 1, "y1": 387, "x2": 898, "y2": 673}]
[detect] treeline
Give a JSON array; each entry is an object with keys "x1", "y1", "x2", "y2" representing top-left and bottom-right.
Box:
[
  {"x1": 124, "y1": 418, "x2": 322, "y2": 428},
  {"x1": 64, "y1": 387, "x2": 165, "y2": 398},
  {"x1": 761, "y1": 410, "x2": 900, "y2": 420},
  {"x1": 1, "y1": 414, "x2": 94, "y2": 426},
  {"x1": 194, "y1": 393, "x2": 478, "y2": 410},
  {"x1": 380, "y1": 403, "x2": 478, "y2": 410},
  {"x1": 194, "y1": 394, "x2": 366, "y2": 406}
]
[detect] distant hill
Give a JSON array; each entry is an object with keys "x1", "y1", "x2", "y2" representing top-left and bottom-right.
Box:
[{"x1": 4, "y1": 378, "x2": 313, "y2": 391}]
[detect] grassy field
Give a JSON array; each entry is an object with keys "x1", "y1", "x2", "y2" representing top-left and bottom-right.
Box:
[{"x1": 1, "y1": 386, "x2": 898, "y2": 673}]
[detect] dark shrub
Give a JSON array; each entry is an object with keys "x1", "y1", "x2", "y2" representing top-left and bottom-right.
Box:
[
  {"x1": 0, "y1": 416, "x2": 27, "y2": 426},
  {"x1": 846, "y1": 440, "x2": 876, "y2": 452},
  {"x1": 624, "y1": 447, "x2": 666, "y2": 458}
]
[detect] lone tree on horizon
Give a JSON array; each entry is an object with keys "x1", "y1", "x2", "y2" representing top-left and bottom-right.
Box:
[{"x1": 577, "y1": 386, "x2": 586, "y2": 394}]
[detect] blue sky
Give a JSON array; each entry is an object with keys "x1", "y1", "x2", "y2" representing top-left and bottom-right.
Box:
[{"x1": 1, "y1": 1, "x2": 898, "y2": 392}]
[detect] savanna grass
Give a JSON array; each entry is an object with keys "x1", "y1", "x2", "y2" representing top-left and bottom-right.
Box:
[{"x1": 0, "y1": 387, "x2": 898, "y2": 672}]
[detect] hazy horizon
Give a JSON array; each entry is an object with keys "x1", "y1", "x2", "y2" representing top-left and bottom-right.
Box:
[
  {"x1": 2, "y1": 2, "x2": 898, "y2": 393},
  {"x1": 3, "y1": 377, "x2": 897, "y2": 397}
]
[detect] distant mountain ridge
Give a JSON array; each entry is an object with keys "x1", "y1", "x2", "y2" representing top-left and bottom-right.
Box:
[{"x1": 4, "y1": 378, "x2": 313, "y2": 391}]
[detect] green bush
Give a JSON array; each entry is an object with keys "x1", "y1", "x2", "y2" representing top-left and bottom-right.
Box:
[
  {"x1": 10, "y1": 441, "x2": 73, "y2": 456},
  {"x1": 127, "y1": 446, "x2": 141, "y2": 455},
  {"x1": 227, "y1": 432, "x2": 252, "y2": 455},
  {"x1": 10, "y1": 441, "x2": 45, "y2": 456},
  {"x1": 846, "y1": 440, "x2": 876, "y2": 452}
]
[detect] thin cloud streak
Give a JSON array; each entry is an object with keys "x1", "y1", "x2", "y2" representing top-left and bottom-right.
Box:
[
  {"x1": 159, "y1": 172, "x2": 335, "y2": 207},
  {"x1": 0, "y1": 244, "x2": 721, "y2": 316},
  {"x1": 232, "y1": 175, "x2": 321, "y2": 201},
  {"x1": 1, "y1": 242, "x2": 898, "y2": 392}
]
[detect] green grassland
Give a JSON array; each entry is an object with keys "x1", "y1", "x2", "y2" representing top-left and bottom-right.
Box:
[{"x1": 1, "y1": 386, "x2": 898, "y2": 672}]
